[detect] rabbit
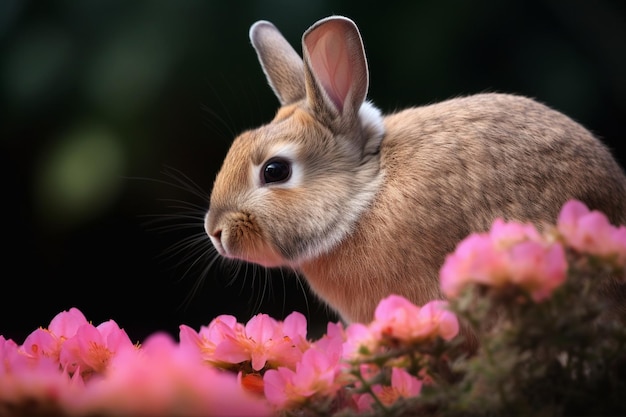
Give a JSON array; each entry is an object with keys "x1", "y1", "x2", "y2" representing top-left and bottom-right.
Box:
[{"x1": 204, "y1": 15, "x2": 626, "y2": 329}]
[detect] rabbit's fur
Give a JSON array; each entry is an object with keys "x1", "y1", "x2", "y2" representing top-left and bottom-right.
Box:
[{"x1": 205, "y1": 16, "x2": 626, "y2": 325}]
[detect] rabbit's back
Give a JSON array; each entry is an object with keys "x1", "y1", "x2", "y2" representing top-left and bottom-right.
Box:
[{"x1": 382, "y1": 93, "x2": 626, "y2": 231}]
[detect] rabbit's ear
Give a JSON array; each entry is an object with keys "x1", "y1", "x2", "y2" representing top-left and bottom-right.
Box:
[
  {"x1": 250, "y1": 21, "x2": 306, "y2": 105},
  {"x1": 302, "y1": 16, "x2": 368, "y2": 124}
]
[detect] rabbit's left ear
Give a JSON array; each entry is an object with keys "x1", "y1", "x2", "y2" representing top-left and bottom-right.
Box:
[
  {"x1": 250, "y1": 21, "x2": 306, "y2": 105},
  {"x1": 302, "y1": 16, "x2": 369, "y2": 122}
]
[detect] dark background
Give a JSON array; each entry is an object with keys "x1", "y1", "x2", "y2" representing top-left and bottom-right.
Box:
[{"x1": 2, "y1": 0, "x2": 625, "y2": 344}]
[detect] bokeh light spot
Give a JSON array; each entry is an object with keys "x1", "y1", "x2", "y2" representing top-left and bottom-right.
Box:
[{"x1": 35, "y1": 125, "x2": 126, "y2": 230}]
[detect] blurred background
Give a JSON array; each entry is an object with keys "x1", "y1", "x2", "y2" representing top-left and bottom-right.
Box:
[{"x1": 2, "y1": 0, "x2": 625, "y2": 343}]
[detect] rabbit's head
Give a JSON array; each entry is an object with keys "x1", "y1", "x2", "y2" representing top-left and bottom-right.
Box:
[{"x1": 205, "y1": 17, "x2": 385, "y2": 268}]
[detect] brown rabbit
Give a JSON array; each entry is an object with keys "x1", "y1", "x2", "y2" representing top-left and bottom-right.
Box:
[{"x1": 205, "y1": 16, "x2": 626, "y2": 327}]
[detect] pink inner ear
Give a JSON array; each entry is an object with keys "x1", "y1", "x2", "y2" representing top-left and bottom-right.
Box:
[{"x1": 308, "y1": 29, "x2": 352, "y2": 113}]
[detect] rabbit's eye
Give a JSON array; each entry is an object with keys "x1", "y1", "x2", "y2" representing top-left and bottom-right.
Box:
[{"x1": 262, "y1": 158, "x2": 291, "y2": 184}]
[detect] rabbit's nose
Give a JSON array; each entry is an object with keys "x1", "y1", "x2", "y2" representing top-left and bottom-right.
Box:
[{"x1": 208, "y1": 228, "x2": 225, "y2": 254}]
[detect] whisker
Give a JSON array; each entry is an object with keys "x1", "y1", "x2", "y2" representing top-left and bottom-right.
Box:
[
  {"x1": 200, "y1": 74, "x2": 243, "y2": 142},
  {"x1": 278, "y1": 268, "x2": 287, "y2": 317},
  {"x1": 250, "y1": 267, "x2": 264, "y2": 316},
  {"x1": 161, "y1": 234, "x2": 211, "y2": 269},
  {"x1": 241, "y1": 75, "x2": 268, "y2": 130},
  {"x1": 160, "y1": 166, "x2": 210, "y2": 202},
  {"x1": 155, "y1": 201, "x2": 208, "y2": 213},
  {"x1": 129, "y1": 167, "x2": 221, "y2": 311},
  {"x1": 177, "y1": 251, "x2": 223, "y2": 312},
  {"x1": 200, "y1": 104, "x2": 236, "y2": 143},
  {"x1": 260, "y1": 267, "x2": 272, "y2": 315},
  {"x1": 141, "y1": 214, "x2": 204, "y2": 232},
  {"x1": 225, "y1": 261, "x2": 244, "y2": 288},
  {"x1": 144, "y1": 222, "x2": 203, "y2": 236},
  {"x1": 293, "y1": 270, "x2": 311, "y2": 320}
]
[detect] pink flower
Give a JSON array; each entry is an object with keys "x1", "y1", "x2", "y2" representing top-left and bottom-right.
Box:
[
  {"x1": 0, "y1": 336, "x2": 18, "y2": 370},
  {"x1": 390, "y1": 367, "x2": 423, "y2": 397},
  {"x1": 263, "y1": 341, "x2": 343, "y2": 409},
  {"x1": 212, "y1": 312, "x2": 310, "y2": 371},
  {"x1": 354, "y1": 367, "x2": 423, "y2": 412},
  {"x1": 179, "y1": 314, "x2": 243, "y2": 367},
  {"x1": 440, "y1": 218, "x2": 568, "y2": 302},
  {"x1": 20, "y1": 327, "x2": 59, "y2": 363},
  {"x1": 440, "y1": 233, "x2": 509, "y2": 298},
  {"x1": 417, "y1": 300, "x2": 460, "y2": 341},
  {"x1": 59, "y1": 319, "x2": 135, "y2": 379},
  {"x1": 489, "y1": 218, "x2": 542, "y2": 248},
  {"x1": 343, "y1": 322, "x2": 378, "y2": 360},
  {"x1": 19, "y1": 307, "x2": 91, "y2": 366},
  {"x1": 508, "y1": 240, "x2": 567, "y2": 302},
  {"x1": 370, "y1": 296, "x2": 459, "y2": 343},
  {"x1": 48, "y1": 307, "x2": 89, "y2": 339},
  {"x1": 314, "y1": 322, "x2": 346, "y2": 361},
  {"x1": 0, "y1": 335, "x2": 77, "y2": 407},
  {"x1": 557, "y1": 199, "x2": 626, "y2": 263},
  {"x1": 70, "y1": 332, "x2": 271, "y2": 417}
]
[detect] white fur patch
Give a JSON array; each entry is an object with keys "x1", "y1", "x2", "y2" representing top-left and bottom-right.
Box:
[{"x1": 359, "y1": 101, "x2": 385, "y2": 139}]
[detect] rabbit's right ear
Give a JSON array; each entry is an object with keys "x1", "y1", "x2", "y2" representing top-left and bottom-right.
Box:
[
  {"x1": 249, "y1": 21, "x2": 306, "y2": 105},
  {"x1": 302, "y1": 16, "x2": 369, "y2": 128}
]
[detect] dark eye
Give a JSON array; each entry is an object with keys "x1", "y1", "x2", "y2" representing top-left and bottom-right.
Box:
[{"x1": 262, "y1": 158, "x2": 292, "y2": 184}]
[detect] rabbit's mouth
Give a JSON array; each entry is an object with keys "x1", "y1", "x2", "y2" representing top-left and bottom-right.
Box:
[
  {"x1": 205, "y1": 210, "x2": 285, "y2": 268},
  {"x1": 216, "y1": 240, "x2": 285, "y2": 268}
]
